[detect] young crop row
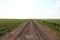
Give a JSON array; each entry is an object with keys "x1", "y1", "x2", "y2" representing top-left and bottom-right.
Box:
[
  {"x1": 37, "y1": 20, "x2": 60, "y2": 32},
  {"x1": 0, "y1": 19, "x2": 26, "y2": 37}
]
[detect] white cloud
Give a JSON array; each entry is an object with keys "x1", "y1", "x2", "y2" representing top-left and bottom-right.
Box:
[
  {"x1": 55, "y1": 1, "x2": 60, "y2": 10},
  {"x1": 0, "y1": 0, "x2": 45, "y2": 19},
  {"x1": 0, "y1": 0, "x2": 60, "y2": 19},
  {"x1": 0, "y1": 0, "x2": 35, "y2": 19}
]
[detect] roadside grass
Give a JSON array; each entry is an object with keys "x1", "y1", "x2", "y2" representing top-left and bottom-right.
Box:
[
  {"x1": 36, "y1": 19, "x2": 60, "y2": 37},
  {"x1": 0, "y1": 19, "x2": 27, "y2": 37}
]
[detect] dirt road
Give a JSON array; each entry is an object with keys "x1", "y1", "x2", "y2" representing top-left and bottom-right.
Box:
[{"x1": 0, "y1": 20, "x2": 59, "y2": 40}]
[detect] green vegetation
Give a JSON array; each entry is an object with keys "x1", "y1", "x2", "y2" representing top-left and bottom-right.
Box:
[
  {"x1": 36, "y1": 19, "x2": 60, "y2": 36},
  {"x1": 0, "y1": 19, "x2": 26, "y2": 37},
  {"x1": 36, "y1": 19, "x2": 60, "y2": 32}
]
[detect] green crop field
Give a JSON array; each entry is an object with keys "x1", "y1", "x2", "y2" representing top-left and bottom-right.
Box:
[
  {"x1": 36, "y1": 19, "x2": 60, "y2": 36},
  {"x1": 0, "y1": 19, "x2": 26, "y2": 37},
  {"x1": 39, "y1": 19, "x2": 60, "y2": 24},
  {"x1": 36, "y1": 19, "x2": 60, "y2": 32}
]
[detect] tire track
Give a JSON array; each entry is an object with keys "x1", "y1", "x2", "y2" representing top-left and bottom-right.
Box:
[
  {"x1": 15, "y1": 20, "x2": 45, "y2": 40},
  {"x1": 32, "y1": 21, "x2": 48, "y2": 40},
  {"x1": 0, "y1": 20, "x2": 58, "y2": 40}
]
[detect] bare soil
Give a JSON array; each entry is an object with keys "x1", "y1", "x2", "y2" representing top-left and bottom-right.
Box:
[{"x1": 0, "y1": 20, "x2": 59, "y2": 40}]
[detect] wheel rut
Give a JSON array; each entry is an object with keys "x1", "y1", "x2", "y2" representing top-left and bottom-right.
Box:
[
  {"x1": 0, "y1": 20, "x2": 58, "y2": 40},
  {"x1": 15, "y1": 21, "x2": 44, "y2": 40}
]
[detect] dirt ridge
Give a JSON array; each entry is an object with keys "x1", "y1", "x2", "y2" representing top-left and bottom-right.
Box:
[{"x1": 0, "y1": 20, "x2": 59, "y2": 40}]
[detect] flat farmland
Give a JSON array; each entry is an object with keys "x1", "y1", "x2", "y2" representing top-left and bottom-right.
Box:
[
  {"x1": 0, "y1": 20, "x2": 59, "y2": 40},
  {"x1": 36, "y1": 19, "x2": 60, "y2": 37},
  {"x1": 0, "y1": 19, "x2": 26, "y2": 37}
]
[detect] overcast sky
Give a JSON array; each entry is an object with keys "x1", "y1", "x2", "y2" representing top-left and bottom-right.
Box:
[{"x1": 0, "y1": 0, "x2": 60, "y2": 19}]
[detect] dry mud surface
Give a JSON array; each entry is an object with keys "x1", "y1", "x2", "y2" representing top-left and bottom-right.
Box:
[{"x1": 0, "y1": 20, "x2": 59, "y2": 40}]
